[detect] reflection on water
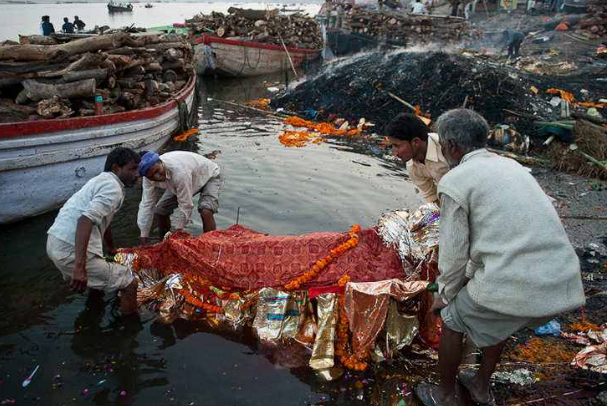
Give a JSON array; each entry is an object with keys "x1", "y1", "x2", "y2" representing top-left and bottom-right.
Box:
[{"x1": 0, "y1": 72, "x2": 423, "y2": 405}]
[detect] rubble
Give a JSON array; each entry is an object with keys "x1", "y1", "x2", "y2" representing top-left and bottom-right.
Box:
[
  {"x1": 344, "y1": 8, "x2": 470, "y2": 44},
  {"x1": 272, "y1": 50, "x2": 561, "y2": 135},
  {"x1": 0, "y1": 32, "x2": 194, "y2": 122},
  {"x1": 185, "y1": 8, "x2": 322, "y2": 50}
]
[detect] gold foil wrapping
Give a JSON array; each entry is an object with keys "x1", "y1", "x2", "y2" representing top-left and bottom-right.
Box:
[
  {"x1": 220, "y1": 293, "x2": 257, "y2": 330},
  {"x1": 344, "y1": 279, "x2": 428, "y2": 356},
  {"x1": 384, "y1": 299, "x2": 419, "y2": 358},
  {"x1": 309, "y1": 293, "x2": 339, "y2": 370},
  {"x1": 252, "y1": 288, "x2": 307, "y2": 344}
]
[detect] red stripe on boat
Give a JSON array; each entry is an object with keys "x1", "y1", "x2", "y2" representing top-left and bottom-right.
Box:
[
  {"x1": 193, "y1": 34, "x2": 320, "y2": 55},
  {"x1": 0, "y1": 77, "x2": 196, "y2": 139}
]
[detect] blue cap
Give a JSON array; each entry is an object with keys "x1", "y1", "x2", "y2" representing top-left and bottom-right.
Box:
[{"x1": 138, "y1": 152, "x2": 160, "y2": 177}]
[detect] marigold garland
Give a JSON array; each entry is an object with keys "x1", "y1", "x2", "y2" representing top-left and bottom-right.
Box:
[
  {"x1": 278, "y1": 131, "x2": 322, "y2": 148},
  {"x1": 335, "y1": 275, "x2": 369, "y2": 371},
  {"x1": 284, "y1": 116, "x2": 361, "y2": 137},
  {"x1": 245, "y1": 98, "x2": 271, "y2": 110},
  {"x1": 283, "y1": 225, "x2": 361, "y2": 291},
  {"x1": 173, "y1": 128, "x2": 199, "y2": 142}
]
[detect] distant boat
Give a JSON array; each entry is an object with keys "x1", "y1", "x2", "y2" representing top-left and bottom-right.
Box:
[
  {"x1": 145, "y1": 3, "x2": 153, "y2": 7},
  {"x1": 107, "y1": 1, "x2": 133, "y2": 12}
]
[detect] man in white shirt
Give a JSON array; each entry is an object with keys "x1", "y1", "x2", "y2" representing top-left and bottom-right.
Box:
[
  {"x1": 411, "y1": 0, "x2": 428, "y2": 14},
  {"x1": 385, "y1": 113, "x2": 449, "y2": 205},
  {"x1": 137, "y1": 151, "x2": 222, "y2": 244},
  {"x1": 46, "y1": 147, "x2": 140, "y2": 315}
]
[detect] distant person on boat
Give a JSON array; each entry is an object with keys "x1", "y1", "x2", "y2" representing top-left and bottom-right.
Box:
[
  {"x1": 46, "y1": 147, "x2": 141, "y2": 315},
  {"x1": 411, "y1": 0, "x2": 428, "y2": 14},
  {"x1": 62, "y1": 17, "x2": 75, "y2": 34},
  {"x1": 41, "y1": 15, "x2": 55, "y2": 36},
  {"x1": 385, "y1": 113, "x2": 449, "y2": 205},
  {"x1": 73, "y1": 16, "x2": 86, "y2": 31},
  {"x1": 137, "y1": 151, "x2": 223, "y2": 244}
]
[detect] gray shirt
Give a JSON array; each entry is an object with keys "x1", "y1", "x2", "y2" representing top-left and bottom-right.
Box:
[
  {"x1": 48, "y1": 171, "x2": 125, "y2": 256},
  {"x1": 437, "y1": 149, "x2": 585, "y2": 317}
]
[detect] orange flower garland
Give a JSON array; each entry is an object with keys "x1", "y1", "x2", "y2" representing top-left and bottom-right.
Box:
[
  {"x1": 335, "y1": 275, "x2": 369, "y2": 371},
  {"x1": 284, "y1": 116, "x2": 361, "y2": 137},
  {"x1": 283, "y1": 225, "x2": 362, "y2": 291}
]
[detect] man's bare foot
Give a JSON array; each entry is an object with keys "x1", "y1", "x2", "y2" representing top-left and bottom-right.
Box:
[{"x1": 458, "y1": 369, "x2": 495, "y2": 405}]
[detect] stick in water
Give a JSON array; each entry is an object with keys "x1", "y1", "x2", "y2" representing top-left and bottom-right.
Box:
[{"x1": 22, "y1": 365, "x2": 40, "y2": 388}]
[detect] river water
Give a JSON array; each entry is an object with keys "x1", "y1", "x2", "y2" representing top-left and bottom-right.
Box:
[
  {"x1": 0, "y1": 1, "x2": 321, "y2": 41},
  {"x1": 0, "y1": 58, "x2": 424, "y2": 405}
]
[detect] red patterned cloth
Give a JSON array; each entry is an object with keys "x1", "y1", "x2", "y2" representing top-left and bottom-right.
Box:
[{"x1": 130, "y1": 225, "x2": 407, "y2": 290}]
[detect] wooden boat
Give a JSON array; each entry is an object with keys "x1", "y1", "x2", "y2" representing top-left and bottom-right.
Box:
[
  {"x1": 108, "y1": 1, "x2": 133, "y2": 12},
  {"x1": 0, "y1": 77, "x2": 196, "y2": 225},
  {"x1": 192, "y1": 34, "x2": 321, "y2": 77}
]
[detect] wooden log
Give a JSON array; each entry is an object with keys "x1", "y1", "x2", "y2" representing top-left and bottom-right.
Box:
[
  {"x1": 106, "y1": 75, "x2": 117, "y2": 89},
  {"x1": 15, "y1": 89, "x2": 29, "y2": 105},
  {"x1": 107, "y1": 54, "x2": 132, "y2": 69},
  {"x1": 37, "y1": 53, "x2": 107, "y2": 78},
  {"x1": 0, "y1": 33, "x2": 127, "y2": 62},
  {"x1": 19, "y1": 35, "x2": 57, "y2": 45},
  {"x1": 63, "y1": 69, "x2": 108, "y2": 83},
  {"x1": 146, "y1": 42, "x2": 192, "y2": 52},
  {"x1": 143, "y1": 62, "x2": 162, "y2": 72},
  {"x1": 22, "y1": 78, "x2": 96, "y2": 102},
  {"x1": 161, "y1": 58, "x2": 185, "y2": 70},
  {"x1": 0, "y1": 98, "x2": 37, "y2": 122}
]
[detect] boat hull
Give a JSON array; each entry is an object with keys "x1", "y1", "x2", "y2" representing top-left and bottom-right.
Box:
[
  {"x1": 0, "y1": 77, "x2": 196, "y2": 225},
  {"x1": 192, "y1": 35, "x2": 321, "y2": 77}
]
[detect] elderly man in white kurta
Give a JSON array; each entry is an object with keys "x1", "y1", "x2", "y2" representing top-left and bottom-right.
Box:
[
  {"x1": 137, "y1": 151, "x2": 222, "y2": 244},
  {"x1": 414, "y1": 109, "x2": 585, "y2": 406}
]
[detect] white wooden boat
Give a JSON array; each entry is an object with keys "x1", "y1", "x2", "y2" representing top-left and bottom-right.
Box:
[
  {"x1": 0, "y1": 77, "x2": 196, "y2": 225},
  {"x1": 192, "y1": 34, "x2": 321, "y2": 77}
]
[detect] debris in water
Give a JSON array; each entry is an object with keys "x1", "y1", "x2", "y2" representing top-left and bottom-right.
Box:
[{"x1": 22, "y1": 365, "x2": 40, "y2": 388}]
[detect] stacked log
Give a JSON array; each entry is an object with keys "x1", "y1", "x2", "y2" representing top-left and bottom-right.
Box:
[
  {"x1": 578, "y1": 0, "x2": 607, "y2": 38},
  {"x1": 343, "y1": 8, "x2": 470, "y2": 44},
  {"x1": 0, "y1": 32, "x2": 194, "y2": 123},
  {"x1": 186, "y1": 8, "x2": 322, "y2": 49}
]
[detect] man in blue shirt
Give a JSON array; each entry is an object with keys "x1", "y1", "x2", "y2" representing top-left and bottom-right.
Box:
[
  {"x1": 62, "y1": 17, "x2": 74, "y2": 33},
  {"x1": 41, "y1": 16, "x2": 55, "y2": 36}
]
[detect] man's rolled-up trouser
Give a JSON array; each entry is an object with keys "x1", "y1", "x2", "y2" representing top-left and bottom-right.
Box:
[
  {"x1": 441, "y1": 286, "x2": 553, "y2": 348},
  {"x1": 154, "y1": 173, "x2": 223, "y2": 216},
  {"x1": 46, "y1": 235, "x2": 134, "y2": 293}
]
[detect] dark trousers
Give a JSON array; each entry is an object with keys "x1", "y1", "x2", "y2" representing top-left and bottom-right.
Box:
[{"x1": 508, "y1": 39, "x2": 522, "y2": 58}]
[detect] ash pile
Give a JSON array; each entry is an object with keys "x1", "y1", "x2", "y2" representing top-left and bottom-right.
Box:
[
  {"x1": 344, "y1": 9, "x2": 470, "y2": 44},
  {"x1": 272, "y1": 50, "x2": 558, "y2": 135},
  {"x1": 186, "y1": 7, "x2": 323, "y2": 50},
  {"x1": 0, "y1": 32, "x2": 194, "y2": 123}
]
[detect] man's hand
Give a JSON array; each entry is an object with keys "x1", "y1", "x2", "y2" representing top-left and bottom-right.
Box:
[
  {"x1": 429, "y1": 294, "x2": 448, "y2": 315},
  {"x1": 71, "y1": 262, "x2": 88, "y2": 292}
]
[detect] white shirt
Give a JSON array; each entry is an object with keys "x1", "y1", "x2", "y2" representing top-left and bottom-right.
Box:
[
  {"x1": 48, "y1": 171, "x2": 125, "y2": 256},
  {"x1": 411, "y1": 2, "x2": 427, "y2": 14},
  {"x1": 137, "y1": 151, "x2": 220, "y2": 237}
]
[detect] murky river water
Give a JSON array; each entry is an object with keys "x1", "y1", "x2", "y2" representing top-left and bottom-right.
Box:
[{"x1": 0, "y1": 69, "x2": 423, "y2": 405}]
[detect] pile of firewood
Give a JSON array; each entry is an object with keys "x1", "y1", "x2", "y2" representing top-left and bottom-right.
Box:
[
  {"x1": 344, "y1": 8, "x2": 470, "y2": 44},
  {"x1": 186, "y1": 7, "x2": 322, "y2": 49},
  {"x1": 578, "y1": 0, "x2": 607, "y2": 38},
  {"x1": 0, "y1": 32, "x2": 194, "y2": 123}
]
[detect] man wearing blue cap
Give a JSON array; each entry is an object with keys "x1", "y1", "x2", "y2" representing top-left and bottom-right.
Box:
[{"x1": 137, "y1": 150, "x2": 222, "y2": 243}]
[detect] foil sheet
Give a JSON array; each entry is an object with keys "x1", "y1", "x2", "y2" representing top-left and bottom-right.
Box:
[
  {"x1": 309, "y1": 293, "x2": 338, "y2": 370},
  {"x1": 295, "y1": 300, "x2": 317, "y2": 347},
  {"x1": 253, "y1": 288, "x2": 306, "y2": 344},
  {"x1": 572, "y1": 324, "x2": 607, "y2": 375},
  {"x1": 384, "y1": 299, "x2": 419, "y2": 358},
  {"x1": 344, "y1": 279, "x2": 428, "y2": 357},
  {"x1": 220, "y1": 293, "x2": 257, "y2": 330},
  {"x1": 377, "y1": 204, "x2": 440, "y2": 276}
]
